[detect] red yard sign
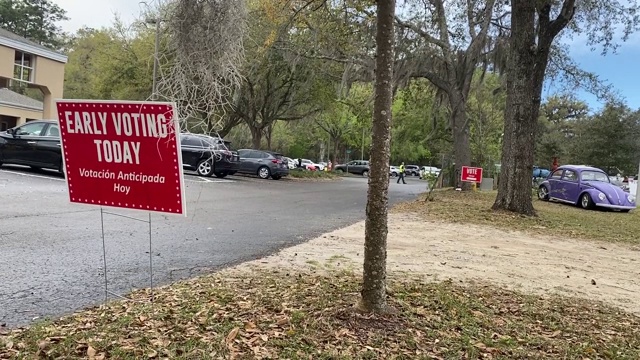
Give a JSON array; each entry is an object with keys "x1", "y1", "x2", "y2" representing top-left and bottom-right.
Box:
[
  {"x1": 55, "y1": 100, "x2": 186, "y2": 215},
  {"x1": 461, "y1": 166, "x2": 483, "y2": 183}
]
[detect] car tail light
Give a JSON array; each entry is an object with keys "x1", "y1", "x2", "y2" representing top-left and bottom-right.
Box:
[{"x1": 271, "y1": 159, "x2": 281, "y2": 164}]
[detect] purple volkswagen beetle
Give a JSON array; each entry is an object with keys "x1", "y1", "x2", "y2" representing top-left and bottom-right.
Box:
[{"x1": 538, "y1": 165, "x2": 636, "y2": 212}]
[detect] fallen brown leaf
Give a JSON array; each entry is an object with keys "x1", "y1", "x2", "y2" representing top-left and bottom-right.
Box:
[
  {"x1": 87, "y1": 345, "x2": 96, "y2": 359},
  {"x1": 226, "y1": 327, "x2": 240, "y2": 344}
]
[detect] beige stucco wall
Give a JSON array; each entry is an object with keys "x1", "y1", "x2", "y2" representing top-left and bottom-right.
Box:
[
  {"x1": 33, "y1": 56, "x2": 65, "y2": 119},
  {"x1": 0, "y1": 44, "x2": 65, "y2": 120},
  {"x1": 0, "y1": 104, "x2": 43, "y2": 125},
  {"x1": 0, "y1": 45, "x2": 14, "y2": 78}
]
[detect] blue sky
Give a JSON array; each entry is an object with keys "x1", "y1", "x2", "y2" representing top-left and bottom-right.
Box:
[{"x1": 545, "y1": 32, "x2": 640, "y2": 112}]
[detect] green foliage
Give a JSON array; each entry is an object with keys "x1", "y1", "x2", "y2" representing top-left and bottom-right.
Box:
[
  {"x1": 535, "y1": 95, "x2": 589, "y2": 167},
  {"x1": 468, "y1": 72, "x2": 505, "y2": 171},
  {"x1": 63, "y1": 24, "x2": 154, "y2": 100},
  {"x1": 535, "y1": 97, "x2": 640, "y2": 175},
  {"x1": 391, "y1": 80, "x2": 442, "y2": 164},
  {"x1": 0, "y1": 0, "x2": 68, "y2": 49},
  {"x1": 571, "y1": 103, "x2": 640, "y2": 174}
]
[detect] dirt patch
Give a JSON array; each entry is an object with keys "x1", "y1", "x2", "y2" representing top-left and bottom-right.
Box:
[{"x1": 235, "y1": 213, "x2": 640, "y2": 314}]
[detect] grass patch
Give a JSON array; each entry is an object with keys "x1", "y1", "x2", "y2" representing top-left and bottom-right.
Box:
[
  {"x1": 2, "y1": 270, "x2": 639, "y2": 359},
  {"x1": 394, "y1": 190, "x2": 640, "y2": 244},
  {"x1": 288, "y1": 169, "x2": 340, "y2": 180}
]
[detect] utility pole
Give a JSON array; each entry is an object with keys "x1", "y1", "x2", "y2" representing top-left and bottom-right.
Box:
[
  {"x1": 140, "y1": 1, "x2": 160, "y2": 101},
  {"x1": 361, "y1": 127, "x2": 365, "y2": 160},
  {"x1": 150, "y1": 18, "x2": 160, "y2": 101}
]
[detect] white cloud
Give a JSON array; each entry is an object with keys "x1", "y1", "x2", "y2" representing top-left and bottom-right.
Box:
[{"x1": 51, "y1": 0, "x2": 144, "y2": 33}]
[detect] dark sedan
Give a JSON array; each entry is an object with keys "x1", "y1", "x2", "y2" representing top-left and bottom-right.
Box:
[
  {"x1": 180, "y1": 133, "x2": 240, "y2": 178},
  {"x1": 237, "y1": 149, "x2": 289, "y2": 180},
  {"x1": 0, "y1": 120, "x2": 64, "y2": 174}
]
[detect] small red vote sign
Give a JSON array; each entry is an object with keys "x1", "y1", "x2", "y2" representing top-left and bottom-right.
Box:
[
  {"x1": 461, "y1": 166, "x2": 483, "y2": 183},
  {"x1": 56, "y1": 100, "x2": 186, "y2": 215}
]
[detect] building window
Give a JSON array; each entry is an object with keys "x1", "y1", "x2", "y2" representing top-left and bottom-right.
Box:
[{"x1": 14, "y1": 51, "x2": 34, "y2": 83}]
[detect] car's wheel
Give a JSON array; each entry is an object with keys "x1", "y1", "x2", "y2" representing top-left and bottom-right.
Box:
[
  {"x1": 362, "y1": 170, "x2": 369, "y2": 177},
  {"x1": 580, "y1": 193, "x2": 594, "y2": 209},
  {"x1": 272, "y1": 175, "x2": 282, "y2": 180},
  {"x1": 391, "y1": 172, "x2": 397, "y2": 177},
  {"x1": 258, "y1": 166, "x2": 271, "y2": 179},
  {"x1": 538, "y1": 186, "x2": 549, "y2": 201},
  {"x1": 214, "y1": 172, "x2": 227, "y2": 178},
  {"x1": 196, "y1": 159, "x2": 214, "y2": 177},
  {"x1": 335, "y1": 169, "x2": 344, "y2": 174}
]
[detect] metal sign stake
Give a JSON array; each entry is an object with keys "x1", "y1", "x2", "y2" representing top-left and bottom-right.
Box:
[{"x1": 99, "y1": 209, "x2": 155, "y2": 305}]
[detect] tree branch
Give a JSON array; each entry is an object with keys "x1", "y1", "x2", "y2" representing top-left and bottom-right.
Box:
[
  {"x1": 548, "y1": 0, "x2": 576, "y2": 38},
  {"x1": 394, "y1": 16, "x2": 450, "y2": 51}
]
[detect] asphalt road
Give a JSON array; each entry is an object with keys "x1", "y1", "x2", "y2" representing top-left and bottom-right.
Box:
[{"x1": 0, "y1": 166, "x2": 423, "y2": 328}]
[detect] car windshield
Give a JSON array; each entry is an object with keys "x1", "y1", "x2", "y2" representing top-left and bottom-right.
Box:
[
  {"x1": 198, "y1": 136, "x2": 229, "y2": 150},
  {"x1": 581, "y1": 170, "x2": 610, "y2": 183}
]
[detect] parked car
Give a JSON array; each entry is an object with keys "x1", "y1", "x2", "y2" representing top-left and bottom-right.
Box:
[
  {"x1": 180, "y1": 133, "x2": 240, "y2": 178},
  {"x1": 405, "y1": 165, "x2": 420, "y2": 176},
  {"x1": 334, "y1": 160, "x2": 370, "y2": 176},
  {"x1": 389, "y1": 165, "x2": 400, "y2": 177},
  {"x1": 538, "y1": 165, "x2": 636, "y2": 212},
  {"x1": 283, "y1": 157, "x2": 296, "y2": 170},
  {"x1": 298, "y1": 159, "x2": 324, "y2": 171},
  {"x1": 533, "y1": 166, "x2": 550, "y2": 178},
  {"x1": 0, "y1": 120, "x2": 64, "y2": 174},
  {"x1": 419, "y1": 166, "x2": 441, "y2": 179},
  {"x1": 237, "y1": 149, "x2": 289, "y2": 180}
]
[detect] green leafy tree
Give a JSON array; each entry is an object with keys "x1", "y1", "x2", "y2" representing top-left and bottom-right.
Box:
[
  {"x1": 535, "y1": 95, "x2": 589, "y2": 167},
  {"x1": 0, "y1": 0, "x2": 68, "y2": 49},
  {"x1": 391, "y1": 79, "x2": 448, "y2": 165},
  {"x1": 63, "y1": 23, "x2": 155, "y2": 101},
  {"x1": 467, "y1": 75, "x2": 505, "y2": 172},
  {"x1": 228, "y1": 1, "x2": 326, "y2": 149},
  {"x1": 572, "y1": 103, "x2": 640, "y2": 174}
]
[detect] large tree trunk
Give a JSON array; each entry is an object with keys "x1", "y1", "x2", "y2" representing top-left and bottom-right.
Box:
[
  {"x1": 451, "y1": 102, "x2": 472, "y2": 190},
  {"x1": 333, "y1": 137, "x2": 340, "y2": 165},
  {"x1": 266, "y1": 124, "x2": 274, "y2": 150},
  {"x1": 492, "y1": 0, "x2": 571, "y2": 214},
  {"x1": 360, "y1": 0, "x2": 395, "y2": 313},
  {"x1": 249, "y1": 126, "x2": 262, "y2": 149},
  {"x1": 493, "y1": 0, "x2": 555, "y2": 215}
]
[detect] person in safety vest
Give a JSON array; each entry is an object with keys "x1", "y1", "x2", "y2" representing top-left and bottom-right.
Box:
[{"x1": 397, "y1": 162, "x2": 407, "y2": 184}]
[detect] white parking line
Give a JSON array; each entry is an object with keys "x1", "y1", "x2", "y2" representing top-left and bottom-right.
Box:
[
  {"x1": 0, "y1": 169, "x2": 65, "y2": 182},
  {"x1": 185, "y1": 176, "x2": 234, "y2": 183},
  {"x1": 0, "y1": 169, "x2": 234, "y2": 184}
]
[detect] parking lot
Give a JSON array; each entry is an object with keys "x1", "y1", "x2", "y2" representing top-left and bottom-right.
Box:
[{"x1": 0, "y1": 165, "x2": 423, "y2": 327}]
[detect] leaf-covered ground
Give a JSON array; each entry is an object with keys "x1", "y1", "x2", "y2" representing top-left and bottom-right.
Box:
[
  {"x1": 2, "y1": 269, "x2": 639, "y2": 359},
  {"x1": 394, "y1": 190, "x2": 640, "y2": 245}
]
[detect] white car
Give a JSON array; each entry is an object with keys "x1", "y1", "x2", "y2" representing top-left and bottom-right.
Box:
[
  {"x1": 419, "y1": 166, "x2": 441, "y2": 179},
  {"x1": 283, "y1": 157, "x2": 296, "y2": 169},
  {"x1": 299, "y1": 159, "x2": 324, "y2": 171},
  {"x1": 389, "y1": 166, "x2": 400, "y2": 177}
]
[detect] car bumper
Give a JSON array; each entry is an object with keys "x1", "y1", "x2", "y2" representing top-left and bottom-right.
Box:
[
  {"x1": 215, "y1": 161, "x2": 240, "y2": 172},
  {"x1": 595, "y1": 203, "x2": 636, "y2": 210},
  {"x1": 272, "y1": 168, "x2": 289, "y2": 176}
]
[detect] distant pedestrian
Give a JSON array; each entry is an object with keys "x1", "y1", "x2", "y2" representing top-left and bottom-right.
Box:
[{"x1": 397, "y1": 162, "x2": 407, "y2": 184}]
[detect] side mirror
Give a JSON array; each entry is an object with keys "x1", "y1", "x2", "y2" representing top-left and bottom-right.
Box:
[{"x1": 6, "y1": 128, "x2": 15, "y2": 137}]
